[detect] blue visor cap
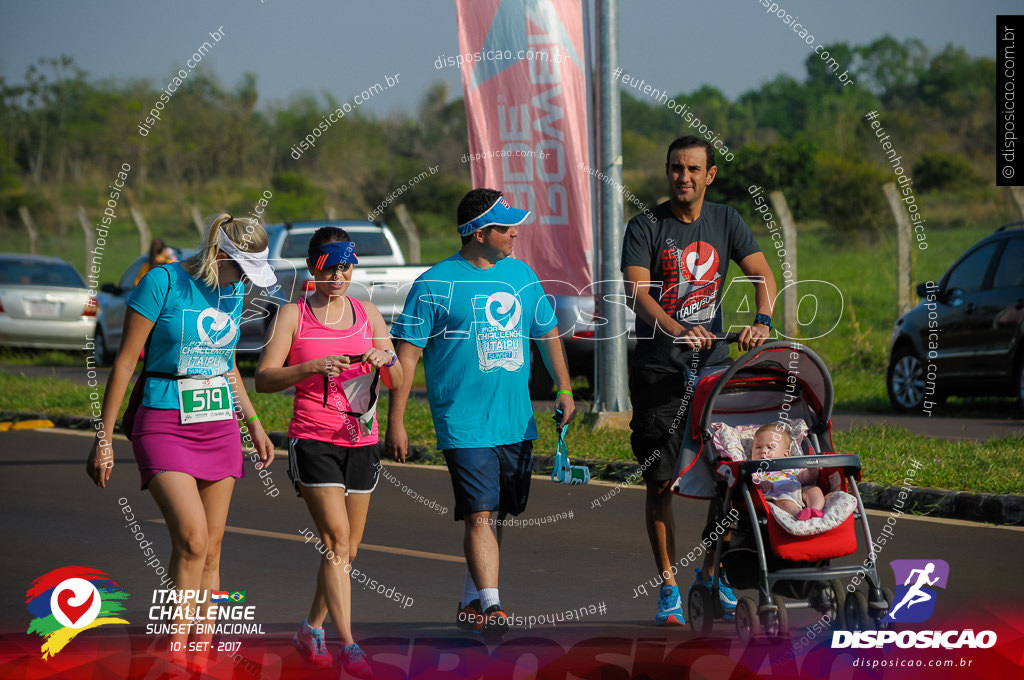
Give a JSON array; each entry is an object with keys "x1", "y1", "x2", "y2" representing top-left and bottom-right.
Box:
[
  {"x1": 457, "y1": 196, "x2": 531, "y2": 236},
  {"x1": 309, "y1": 240, "x2": 358, "y2": 270}
]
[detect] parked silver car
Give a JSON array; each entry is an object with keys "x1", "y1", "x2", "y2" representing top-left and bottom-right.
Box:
[{"x1": 0, "y1": 254, "x2": 97, "y2": 350}]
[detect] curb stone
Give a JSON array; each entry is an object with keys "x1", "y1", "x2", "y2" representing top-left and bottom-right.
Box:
[{"x1": 5, "y1": 410, "x2": 1021, "y2": 526}]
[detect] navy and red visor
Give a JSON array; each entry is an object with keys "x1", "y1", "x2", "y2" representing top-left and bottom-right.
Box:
[{"x1": 308, "y1": 240, "x2": 358, "y2": 270}]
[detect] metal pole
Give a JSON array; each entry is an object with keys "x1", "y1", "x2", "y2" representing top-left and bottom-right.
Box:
[{"x1": 593, "y1": 0, "x2": 629, "y2": 412}]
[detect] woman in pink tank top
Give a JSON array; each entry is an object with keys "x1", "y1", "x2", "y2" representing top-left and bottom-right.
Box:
[{"x1": 255, "y1": 227, "x2": 402, "y2": 676}]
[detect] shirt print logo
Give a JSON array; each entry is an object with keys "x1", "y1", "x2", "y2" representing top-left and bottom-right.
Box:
[
  {"x1": 197, "y1": 308, "x2": 238, "y2": 348},
  {"x1": 179, "y1": 307, "x2": 237, "y2": 375},
  {"x1": 485, "y1": 292, "x2": 522, "y2": 331},
  {"x1": 680, "y1": 241, "x2": 719, "y2": 283},
  {"x1": 474, "y1": 291, "x2": 524, "y2": 373}
]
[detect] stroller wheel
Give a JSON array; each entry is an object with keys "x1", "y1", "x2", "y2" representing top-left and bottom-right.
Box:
[
  {"x1": 872, "y1": 588, "x2": 895, "y2": 630},
  {"x1": 687, "y1": 585, "x2": 715, "y2": 636},
  {"x1": 844, "y1": 591, "x2": 871, "y2": 631},
  {"x1": 823, "y1": 579, "x2": 846, "y2": 629},
  {"x1": 760, "y1": 594, "x2": 789, "y2": 638},
  {"x1": 735, "y1": 597, "x2": 759, "y2": 643}
]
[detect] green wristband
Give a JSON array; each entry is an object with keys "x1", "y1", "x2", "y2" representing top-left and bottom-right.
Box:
[
  {"x1": 556, "y1": 389, "x2": 573, "y2": 397},
  {"x1": 246, "y1": 415, "x2": 259, "y2": 424}
]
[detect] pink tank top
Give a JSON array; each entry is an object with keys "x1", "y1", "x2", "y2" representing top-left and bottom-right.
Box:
[{"x1": 287, "y1": 297, "x2": 379, "y2": 446}]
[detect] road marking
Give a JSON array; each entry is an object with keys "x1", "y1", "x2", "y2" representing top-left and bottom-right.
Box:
[
  {"x1": 24, "y1": 428, "x2": 1024, "y2": 533},
  {"x1": 148, "y1": 519, "x2": 466, "y2": 562}
]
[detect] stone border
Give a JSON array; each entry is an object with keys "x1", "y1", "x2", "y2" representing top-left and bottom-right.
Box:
[{"x1": 5, "y1": 409, "x2": 1021, "y2": 526}]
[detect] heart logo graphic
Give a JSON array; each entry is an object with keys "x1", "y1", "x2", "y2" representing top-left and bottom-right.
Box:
[
  {"x1": 197, "y1": 308, "x2": 238, "y2": 348},
  {"x1": 685, "y1": 251, "x2": 714, "y2": 281},
  {"x1": 678, "y1": 241, "x2": 720, "y2": 283},
  {"x1": 55, "y1": 586, "x2": 96, "y2": 626},
  {"x1": 484, "y1": 292, "x2": 522, "y2": 331}
]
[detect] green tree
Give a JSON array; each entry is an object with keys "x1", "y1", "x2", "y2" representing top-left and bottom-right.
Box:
[{"x1": 805, "y1": 152, "x2": 889, "y2": 239}]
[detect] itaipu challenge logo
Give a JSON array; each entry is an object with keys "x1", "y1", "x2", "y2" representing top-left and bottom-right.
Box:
[{"x1": 25, "y1": 567, "x2": 129, "y2": 659}]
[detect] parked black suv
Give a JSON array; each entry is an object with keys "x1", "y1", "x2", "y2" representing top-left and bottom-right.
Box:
[{"x1": 887, "y1": 222, "x2": 1024, "y2": 412}]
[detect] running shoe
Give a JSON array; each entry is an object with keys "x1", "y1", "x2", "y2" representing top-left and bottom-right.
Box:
[
  {"x1": 693, "y1": 568, "x2": 738, "y2": 613},
  {"x1": 293, "y1": 623, "x2": 332, "y2": 669},
  {"x1": 655, "y1": 584, "x2": 686, "y2": 625},
  {"x1": 457, "y1": 598, "x2": 483, "y2": 632},
  {"x1": 338, "y1": 643, "x2": 373, "y2": 679},
  {"x1": 480, "y1": 605, "x2": 511, "y2": 639}
]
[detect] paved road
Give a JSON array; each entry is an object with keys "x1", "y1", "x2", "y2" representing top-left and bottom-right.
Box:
[
  {"x1": 3, "y1": 429, "x2": 1023, "y2": 628},
  {"x1": 2, "y1": 428, "x2": 1021, "y2": 678},
  {"x1": 3, "y1": 364, "x2": 1023, "y2": 442}
]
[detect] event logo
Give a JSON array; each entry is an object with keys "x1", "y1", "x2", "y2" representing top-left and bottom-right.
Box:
[
  {"x1": 25, "y1": 567, "x2": 129, "y2": 659},
  {"x1": 679, "y1": 241, "x2": 719, "y2": 283},
  {"x1": 148, "y1": 588, "x2": 263, "y2": 635},
  {"x1": 197, "y1": 308, "x2": 238, "y2": 348},
  {"x1": 474, "y1": 291, "x2": 524, "y2": 372},
  {"x1": 484, "y1": 292, "x2": 522, "y2": 331},
  {"x1": 884, "y1": 558, "x2": 949, "y2": 623},
  {"x1": 832, "y1": 558, "x2": 994, "y2": 650}
]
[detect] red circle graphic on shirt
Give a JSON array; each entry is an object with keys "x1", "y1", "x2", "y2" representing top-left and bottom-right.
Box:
[{"x1": 678, "y1": 241, "x2": 719, "y2": 283}]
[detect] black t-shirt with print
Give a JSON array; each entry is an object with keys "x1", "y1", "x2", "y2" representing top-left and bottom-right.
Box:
[{"x1": 621, "y1": 200, "x2": 761, "y2": 373}]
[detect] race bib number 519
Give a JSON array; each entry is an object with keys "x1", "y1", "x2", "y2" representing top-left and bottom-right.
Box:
[{"x1": 177, "y1": 376, "x2": 233, "y2": 425}]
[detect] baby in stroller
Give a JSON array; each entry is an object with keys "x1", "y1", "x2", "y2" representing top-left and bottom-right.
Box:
[{"x1": 750, "y1": 424, "x2": 825, "y2": 521}]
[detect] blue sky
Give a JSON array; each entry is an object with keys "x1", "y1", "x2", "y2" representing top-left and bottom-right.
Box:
[{"x1": 0, "y1": 0, "x2": 1017, "y2": 114}]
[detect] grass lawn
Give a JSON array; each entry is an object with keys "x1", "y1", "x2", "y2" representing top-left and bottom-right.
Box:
[{"x1": 2, "y1": 370, "x2": 1020, "y2": 496}]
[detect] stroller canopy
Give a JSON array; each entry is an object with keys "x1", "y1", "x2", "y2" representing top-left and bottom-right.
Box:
[
  {"x1": 672, "y1": 341, "x2": 836, "y2": 499},
  {"x1": 691, "y1": 341, "x2": 834, "y2": 440}
]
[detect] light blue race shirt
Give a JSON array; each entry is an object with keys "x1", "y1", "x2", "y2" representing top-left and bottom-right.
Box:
[
  {"x1": 128, "y1": 262, "x2": 243, "y2": 409},
  {"x1": 391, "y1": 253, "x2": 558, "y2": 449}
]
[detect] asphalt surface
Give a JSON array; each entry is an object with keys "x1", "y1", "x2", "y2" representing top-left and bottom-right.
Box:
[
  {"x1": 3, "y1": 427, "x2": 1023, "y2": 639},
  {"x1": 4, "y1": 364, "x2": 1023, "y2": 442}
]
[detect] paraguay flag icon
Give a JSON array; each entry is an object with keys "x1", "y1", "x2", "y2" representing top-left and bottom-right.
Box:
[
  {"x1": 25, "y1": 566, "x2": 129, "y2": 659},
  {"x1": 211, "y1": 591, "x2": 229, "y2": 603}
]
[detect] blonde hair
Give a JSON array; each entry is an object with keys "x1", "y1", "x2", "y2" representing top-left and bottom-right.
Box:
[
  {"x1": 755, "y1": 423, "x2": 791, "y2": 449},
  {"x1": 183, "y1": 213, "x2": 268, "y2": 288}
]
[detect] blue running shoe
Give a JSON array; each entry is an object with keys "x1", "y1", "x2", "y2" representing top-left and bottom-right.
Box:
[
  {"x1": 655, "y1": 585, "x2": 686, "y2": 625},
  {"x1": 694, "y1": 568, "x2": 737, "y2": 615}
]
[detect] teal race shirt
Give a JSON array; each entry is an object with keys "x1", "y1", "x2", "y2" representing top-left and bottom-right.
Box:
[
  {"x1": 127, "y1": 262, "x2": 243, "y2": 409},
  {"x1": 391, "y1": 253, "x2": 558, "y2": 449}
]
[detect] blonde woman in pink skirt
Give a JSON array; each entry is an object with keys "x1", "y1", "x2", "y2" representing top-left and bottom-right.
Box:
[{"x1": 87, "y1": 214, "x2": 276, "y2": 671}]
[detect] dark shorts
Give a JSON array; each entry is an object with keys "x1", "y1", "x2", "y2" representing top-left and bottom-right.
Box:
[
  {"x1": 443, "y1": 442, "x2": 534, "y2": 521},
  {"x1": 287, "y1": 438, "x2": 381, "y2": 495},
  {"x1": 629, "y1": 368, "x2": 698, "y2": 482}
]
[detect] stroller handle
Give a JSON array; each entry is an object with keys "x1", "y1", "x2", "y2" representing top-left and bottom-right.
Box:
[{"x1": 738, "y1": 454, "x2": 862, "y2": 478}]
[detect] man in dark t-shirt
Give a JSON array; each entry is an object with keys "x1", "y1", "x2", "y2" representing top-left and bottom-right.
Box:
[{"x1": 621, "y1": 135, "x2": 777, "y2": 626}]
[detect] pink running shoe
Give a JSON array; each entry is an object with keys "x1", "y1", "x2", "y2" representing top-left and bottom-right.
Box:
[{"x1": 293, "y1": 622, "x2": 332, "y2": 669}]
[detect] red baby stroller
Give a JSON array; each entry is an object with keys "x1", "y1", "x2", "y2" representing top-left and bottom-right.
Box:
[{"x1": 672, "y1": 340, "x2": 893, "y2": 641}]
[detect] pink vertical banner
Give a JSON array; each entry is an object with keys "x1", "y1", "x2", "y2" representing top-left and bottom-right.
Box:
[{"x1": 455, "y1": 0, "x2": 593, "y2": 293}]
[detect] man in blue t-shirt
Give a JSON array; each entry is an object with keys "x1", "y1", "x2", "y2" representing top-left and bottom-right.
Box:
[{"x1": 387, "y1": 188, "x2": 576, "y2": 638}]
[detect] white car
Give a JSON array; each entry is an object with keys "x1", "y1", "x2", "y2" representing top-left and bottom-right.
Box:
[{"x1": 0, "y1": 254, "x2": 97, "y2": 350}]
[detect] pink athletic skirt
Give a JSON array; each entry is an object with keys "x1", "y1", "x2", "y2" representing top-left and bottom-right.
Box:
[{"x1": 131, "y1": 406, "x2": 245, "y2": 489}]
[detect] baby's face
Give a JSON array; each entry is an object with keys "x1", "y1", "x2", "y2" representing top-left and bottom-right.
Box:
[{"x1": 752, "y1": 431, "x2": 790, "y2": 460}]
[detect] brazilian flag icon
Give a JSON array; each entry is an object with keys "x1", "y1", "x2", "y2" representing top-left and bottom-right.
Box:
[{"x1": 229, "y1": 591, "x2": 246, "y2": 602}]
